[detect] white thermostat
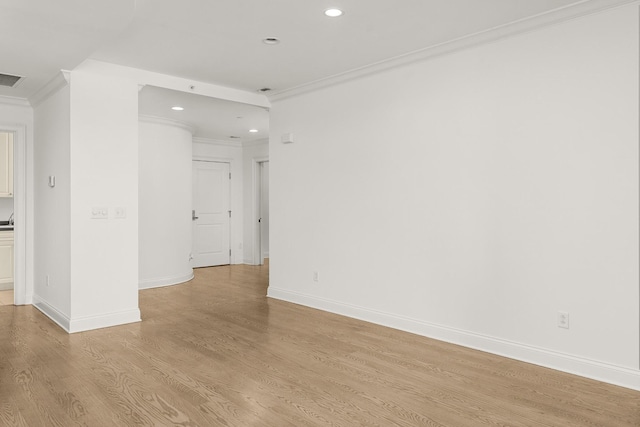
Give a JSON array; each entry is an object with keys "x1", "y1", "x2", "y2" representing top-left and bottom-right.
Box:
[{"x1": 281, "y1": 133, "x2": 294, "y2": 144}]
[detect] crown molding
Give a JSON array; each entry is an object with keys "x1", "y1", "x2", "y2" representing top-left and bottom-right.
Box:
[
  {"x1": 192, "y1": 137, "x2": 241, "y2": 147},
  {"x1": 138, "y1": 115, "x2": 195, "y2": 134},
  {"x1": 269, "y1": 0, "x2": 639, "y2": 102},
  {"x1": 82, "y1": 59, "x2": 271, "y2": 109},
  {"x1": 28, "y1": 70, "x2": 70, "y2": 108},
  {"x1": 0, "y1": 95, "x2": 31, "y2": 108}
]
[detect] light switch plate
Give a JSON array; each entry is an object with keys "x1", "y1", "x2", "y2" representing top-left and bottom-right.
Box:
[{"x1": 91, "y1": 207, "x2": 108, "y2": 219}]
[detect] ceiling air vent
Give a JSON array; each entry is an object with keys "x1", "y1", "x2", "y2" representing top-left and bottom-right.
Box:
[{"x1": 0, "y1": 73, "x2": 24, "y2": 88}]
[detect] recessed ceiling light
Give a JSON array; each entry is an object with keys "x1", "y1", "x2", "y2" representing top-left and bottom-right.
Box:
[
  {"x1": 325, "y1": 8, "x2": 343, "y2": 17},
  {"x1": 171, "y1": 106, "x2": 184, "y2": 111},
  {"x1": 249, "y1": 129, "x2": 259, "y2": 133},
  {"x1": 262, "y1": 37, "x2": 280, "y2": 45}
]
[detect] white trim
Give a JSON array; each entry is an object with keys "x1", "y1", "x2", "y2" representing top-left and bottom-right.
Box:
[
  {"x1": 268, "y1": 0, "x2": 640, "y2": 102},
  {"x1": 13, "y1": 125, "x2": 27, "y2": 305},
  {"x1": 33, "y1": 295, "x2": 70, "y2": 331},
  {"x1": 0, "y1": 96, "x2": 30, "y2": 108},
  {"x1": 82, "y1": 59, "x2": 270, "y2": 109},
  {"x1": 0, "y1": 283, "x2": 13, "y2": 291},
  {"x1": 139, "y1": 115, "x2": 195, "y2": 134},
  {"x1": 267, "y1": 287, "x2": 640, "y2": 391},
  {"x1": 34, "y1": 295, "x2": 141, "y2": 333},
  {"x1": 252, "y1": 157, "x2": 269, "y2": 265},
  {"x1": 193, "y1": 137, "x2": 242, "y2": 147},
  {"x1": 192, "y1": 155, "x2": 234, "y2": 163},
  {"x1": 68, "y1": 309, "x2": 141, "y2": 333},
  {"x1": 28, "y1": 70, "x2": 70, "y2": 108},
  {"x1": 139, "y1": 272, "x2": 194, "y2": 290}
]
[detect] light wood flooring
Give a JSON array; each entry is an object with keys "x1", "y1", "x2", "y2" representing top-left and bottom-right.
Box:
[{"x1": 1, "y1": 263, "x2": 639, "y2": 426}]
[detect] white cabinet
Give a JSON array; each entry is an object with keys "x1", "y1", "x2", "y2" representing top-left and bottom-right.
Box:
[
  {"x1": 0, "y1": 231, "x2": 13, "y2": 290},
  {"x1": 0, "y1": 132, "x2": 13, "y2": 198}
]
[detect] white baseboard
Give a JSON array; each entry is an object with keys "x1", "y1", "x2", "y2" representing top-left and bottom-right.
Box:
[
  {"x1": 0, "y1": 282, "x2": 13, "y2": 291},
  {"x1": 267, "y1": 287, "x2": 640, "y2": 391},
  {"x1": 68, "y1": 308, "x2": 141, "y2": 333},
  {"x1": 33, "y1": 294, "x2": 141, "y2": 333},
  {"x1": 139, "y1": 271, "x2": 194, "y2": 290},
  {"x1": 33, "y1": 295, "x2": 71, "y2": 331}
]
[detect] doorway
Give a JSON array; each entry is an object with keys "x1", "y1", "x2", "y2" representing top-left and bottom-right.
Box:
[
  {"x1": 191, "y1": 160, "x2": 231, "y2": 267},
  {"x1": 0, "y1": 126, "x2": 24, "y2": 306},
  {"x1": 254, "y1": 159, "x2": 269, "y2": 265},
  {"x1": 0, "y1": 131, "x2": 13, "y2": 305}
]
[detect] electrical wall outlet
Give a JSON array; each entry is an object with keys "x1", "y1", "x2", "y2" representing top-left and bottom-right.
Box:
[
  {"x1": 46, "y1": 275, "x2": 50, "y2": 287},
  {"x1": 313, "y1": 271, "x2": 320, "y2": 283},
  {"x1": 114, "y1": 207, "x2": 127, "y2": 219},
  {"x1": 558, "y1": 311, "x2": 569, "y2": 329}
]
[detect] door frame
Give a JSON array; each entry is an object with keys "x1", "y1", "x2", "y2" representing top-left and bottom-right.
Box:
[
  {"x1": 192, "y1": 156, "x2": 233, "y2": 266},
  {"x1": 0, "y1": 124, "x2": 26, "y2": 305},
  {"x1": 252, "y1": 157, "x2": 269, "y2": 265}
]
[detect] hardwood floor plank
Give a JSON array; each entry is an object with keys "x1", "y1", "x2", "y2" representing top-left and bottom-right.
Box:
[{"x1": 1, "y1": 263, "x2": 639, "y2": 426}]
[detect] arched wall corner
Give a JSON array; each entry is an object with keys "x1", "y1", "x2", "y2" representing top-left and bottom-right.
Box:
[{"x1": 139, "y1": 116, "x2": 193, "y2": 289}]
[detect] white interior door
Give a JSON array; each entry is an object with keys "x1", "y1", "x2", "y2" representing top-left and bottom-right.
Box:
[{"x1": 192, "y1": 161, "x2": 230, "y2": 267}]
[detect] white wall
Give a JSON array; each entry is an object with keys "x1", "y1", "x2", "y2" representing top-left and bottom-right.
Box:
[
  {"x1": 29, "y1": 60, "x2": 270, "y2": 331},
  {"x1": 193, "y1": 139, "x2": 244, "y2": 264},
  {"x1": 67, "y1": 62, "x2": 140, "y2": 331},
  {"x1": 29, "y1": 60, "x2": 268, "y2": 331},
  {"x1": 33, "y1": 84, "x2": 71, "y2": 318},
  {"x1": 139, "y1": 118, "x2": 193, "y2": 288},
  {"x1": 269, "y1": 6, "x2": 639, "y2": 388},
  {"x1": 242, "y1": 140, "x2": 268, "y2": 264}
]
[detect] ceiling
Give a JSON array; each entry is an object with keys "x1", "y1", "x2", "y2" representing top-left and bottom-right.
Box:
[
  {"x1": 0, "y1": 0, "x2": 134, "y2": 99},
  {"x1": 0, "y1": 0, "x2": 606, "y2": 140}
]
